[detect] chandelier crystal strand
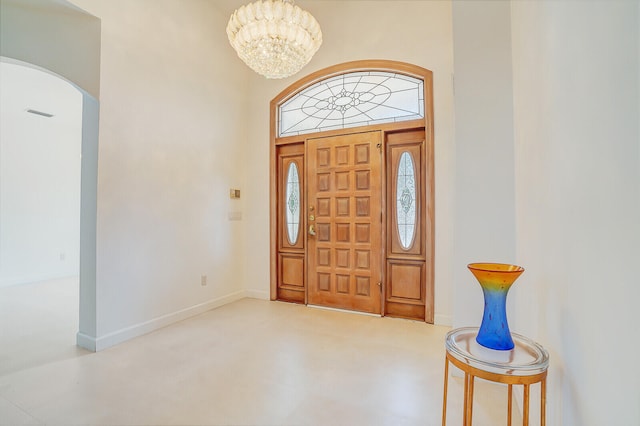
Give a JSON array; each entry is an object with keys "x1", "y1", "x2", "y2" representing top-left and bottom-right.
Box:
[{"x1": 227, "y1": 0, "x2": 322, "y2": 79}]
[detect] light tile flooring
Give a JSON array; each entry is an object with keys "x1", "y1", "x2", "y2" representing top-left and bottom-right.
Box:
[{"x1": 1, "y1": 279, "x2": 514, "y2": 425}]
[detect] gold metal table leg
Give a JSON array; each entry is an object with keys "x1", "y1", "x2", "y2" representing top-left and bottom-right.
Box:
[
  {"x1": 523, "y1": 383, "x2": 530, "y2": 426},
  {"x1": 508, "y1": 384, "x2": 513, "y2": 426},
  {"x1": 467, "y1": 375, "x2": 475, "y2": 426},
  {"x1": 463, "y1": 372, "x2": 469, "y2": 426},
  {"x1": 442, "y1": 357, "x2": 449, "y2": 426},
  {"x1": 541, "y1": 378, "x2": 547, "y2": 426}
]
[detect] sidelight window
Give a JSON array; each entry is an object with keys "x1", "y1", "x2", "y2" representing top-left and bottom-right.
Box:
[{"x1": 285, "y1": 162, "x2": 301, "y2": 244}]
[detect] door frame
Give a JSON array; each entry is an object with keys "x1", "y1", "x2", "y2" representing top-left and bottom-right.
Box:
[{"x1": 269, "y1": 60, "x2": 435, "y2": 322}]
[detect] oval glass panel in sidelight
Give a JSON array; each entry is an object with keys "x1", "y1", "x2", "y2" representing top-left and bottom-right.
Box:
[
  {"x1": 396, "y1": 151, "x2": 417, "y2": 249},
  {"x1": 285, "y1": 162, "x2": 301, "y2": 245}
]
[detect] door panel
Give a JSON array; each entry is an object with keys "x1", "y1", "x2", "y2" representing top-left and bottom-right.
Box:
[
  {"x1": 276, "y1": 143, "x2": 305, "y2": 303},
  {"x1": 385, "y1": 130, "x2": 428, "y2": 320},
  {"x1": 307, "y1": 132, "x2": 382, "y2": 314}
]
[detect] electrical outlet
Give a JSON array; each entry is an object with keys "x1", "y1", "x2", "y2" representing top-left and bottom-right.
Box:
[
  {"x1": 201, "y1": 275, "x2": 207, "y2": 286},
  {"x1": 59, "y1": 252, "x2": 66, "y2": 261}
]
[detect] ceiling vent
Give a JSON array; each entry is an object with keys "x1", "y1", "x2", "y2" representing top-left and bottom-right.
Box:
[{"x1": 26, "y1": 109, "x2": 54, "y2": 118}]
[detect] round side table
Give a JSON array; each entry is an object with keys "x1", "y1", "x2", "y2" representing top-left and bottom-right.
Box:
[{"x1": 442, "y1": 327, "x2": 549, "y2": 426}]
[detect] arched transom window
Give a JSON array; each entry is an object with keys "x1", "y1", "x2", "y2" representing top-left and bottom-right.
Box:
[{"x1": 278, "y1": 71, "x2": 425, "y2": 137}]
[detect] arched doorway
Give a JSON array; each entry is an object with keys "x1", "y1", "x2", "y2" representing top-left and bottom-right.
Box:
[
  {"x1": 0, "y1": 57, "x2": 99, "y2": 371},
  {"x1": 269, "y1": 60, "x2": 435, "y2": 322},
  {"x1": 1, "y1": 0, "x2": 101, "y2": 350}
]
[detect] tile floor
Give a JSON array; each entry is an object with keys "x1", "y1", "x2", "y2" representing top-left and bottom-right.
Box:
[{"x1": 0, "y1": 279, "x2": 514, "y2": 425}]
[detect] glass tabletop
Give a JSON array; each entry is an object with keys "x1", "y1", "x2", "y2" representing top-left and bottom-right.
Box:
[{"x1": 445, "y1": 327, "x2": 549, "y2": 376}]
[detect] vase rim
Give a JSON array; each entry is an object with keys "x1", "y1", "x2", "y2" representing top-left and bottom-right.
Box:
[{"x1": 467, "y1": 262, "x2": 524, "y2": 273}]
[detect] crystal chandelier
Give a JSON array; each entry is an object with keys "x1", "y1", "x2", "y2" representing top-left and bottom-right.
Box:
[{"x1": 226, "y1": 0, "x2": 322, "y2": 79}]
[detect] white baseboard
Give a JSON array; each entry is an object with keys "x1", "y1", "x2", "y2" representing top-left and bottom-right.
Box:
[
  {"x1": 76, "y1": 331, "x2": 97, "y2": 352},
  {"x1": 0, "y1": 272, "x2": 78, "y2": 288},
  {"x1": 77, "y1": 290, "x2": 246, "y2": 352},
  {"x1": 244, "y1": 289, "x2": 270, "y2": 300},
  {"x1": 434, "y1": 313, "x2": 453, "y2": 326}
]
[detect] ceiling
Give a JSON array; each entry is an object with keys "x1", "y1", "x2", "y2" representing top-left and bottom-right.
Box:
[
  {"x1": 210, "y1": 0, "x2": 355, "y2": 20},
  {"x1": 209, "y1": 0, "x2": 246, "y2": 16},
  {"x1": 4, "y1": 0, "x2": 90, "y2": 14}
]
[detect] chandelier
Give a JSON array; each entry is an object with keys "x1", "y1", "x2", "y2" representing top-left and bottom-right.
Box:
[{"x1": 226, "y1": 0, "x2": 322, "y2": 79}]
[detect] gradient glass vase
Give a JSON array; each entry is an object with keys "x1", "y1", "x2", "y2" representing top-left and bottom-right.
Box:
[{"x1": 468, "y1": 263, "x2": 525, "y2": 351}]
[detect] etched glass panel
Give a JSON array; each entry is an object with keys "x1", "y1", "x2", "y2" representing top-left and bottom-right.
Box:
[
  {"x1": 285, "y1": 162, "x2": 301, "y2": 245},
  {"x1": 279, "y1": 71, "x2": 424, "y2": 137},
  {"x1": 396, "y1": 152, "x2": 416, "y2": 249}
]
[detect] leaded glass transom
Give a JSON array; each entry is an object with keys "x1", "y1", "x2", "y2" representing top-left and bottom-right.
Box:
[
  {"x1": 285, "y1": 162, "x2": 301, "y2": 245},
  {"x1": 278, "y1": 71, "x2": 424, "y2": 137},
  {"x1": 396, "y1": 152, "x2": 417, "y2": 250}
]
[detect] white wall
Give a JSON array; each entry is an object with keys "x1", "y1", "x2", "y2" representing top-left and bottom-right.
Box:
[
  {"x1": 242, "y1": 0, "x2": 457, "y2": 324},
  {"x1": 70, "y1": 0, "x2": 251, "y2": 349},
  {"x1": 451, "y1": 1, "x2": 517, "y2": 329},
  {"x1": 0, "y1": 61, "x2": 82, "y2": 287},
  {"x1": 510, "y1": 1, "x2": 640, "y2": 424}
]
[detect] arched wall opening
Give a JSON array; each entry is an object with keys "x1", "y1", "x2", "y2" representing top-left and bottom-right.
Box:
[
  {"x1": 0, "y1": 0, "x2": 101, "y2": 352},
  {"x1": 0, "y1": 56, "x2": 99, "y2": 352}
]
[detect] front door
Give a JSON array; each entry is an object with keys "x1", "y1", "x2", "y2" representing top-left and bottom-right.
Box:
[
  {"x1": 307, "y1": 131, "x2": 383, "y2": 314},
  {"x1": 271, "y1": 61, "x2": 434, "y2": 323}
]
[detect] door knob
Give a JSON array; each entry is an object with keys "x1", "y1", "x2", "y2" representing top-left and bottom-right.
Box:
[{"x1": 309, "y1": 224, "x2": 316, "y2": 236}]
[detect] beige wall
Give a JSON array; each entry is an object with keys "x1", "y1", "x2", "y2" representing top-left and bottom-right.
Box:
[
  {"x1": 71, "y1": 0, "x2": 251, "y2": 347},
  {"x1": 451, "y1": 0, "x2": 517, "y2": 329},
  {"x1": 63, "y1": 0, "x2": 456, "y2": 348},
  {"x1": 510, "y1": 1, "x2": 640, "y2": 424}
]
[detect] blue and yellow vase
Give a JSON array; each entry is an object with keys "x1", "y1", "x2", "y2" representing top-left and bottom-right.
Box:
[{"x1": 468, "y1": 263, "x2": 524, "y2": 351}]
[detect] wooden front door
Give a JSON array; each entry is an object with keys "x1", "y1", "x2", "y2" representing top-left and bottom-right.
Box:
[{"x1": 307, "y1": 131, "x2": 383, "y2": 314}]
